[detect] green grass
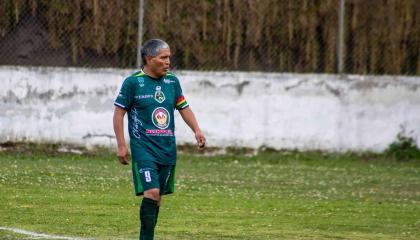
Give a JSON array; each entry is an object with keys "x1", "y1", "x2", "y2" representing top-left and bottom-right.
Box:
[{"x1": 0, "y1": 146, "x2": 419, "y2": 239}]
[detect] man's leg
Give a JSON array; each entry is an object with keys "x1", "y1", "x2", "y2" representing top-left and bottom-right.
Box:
[
  {"x1": 155, "y1": 165, "x2": 173, "y2": 225},
  {"x1": 140, "y1": 188, "x2": 160, "y2": 240},
  {"x1": 136, "y1": 163, "x2": 161, "y2": 240},
  {"x1": 137, "y1": 164, "x2": 172, "y2": 240}
]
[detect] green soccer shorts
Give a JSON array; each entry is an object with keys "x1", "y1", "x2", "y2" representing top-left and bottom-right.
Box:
[{"x1": 132, "y1": 160, "x2": 176, "y2": 196}]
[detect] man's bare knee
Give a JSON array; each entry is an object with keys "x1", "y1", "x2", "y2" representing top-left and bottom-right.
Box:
[{"x1": 144, "y1": 188, "x2": 160, "y2": 201}]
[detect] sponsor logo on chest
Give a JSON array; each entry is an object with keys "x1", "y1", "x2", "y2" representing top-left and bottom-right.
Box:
[
  {"x1": 151, "y1": 107, "x2": 170, "y2": 129},
  {"x1": 134, "y1": 94, "x2": 153, "y2": 99},
  {"x1": 164, "y1": 78, "x2": 176, "y2": 84}
]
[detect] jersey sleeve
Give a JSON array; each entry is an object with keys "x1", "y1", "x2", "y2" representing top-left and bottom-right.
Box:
[
  {"x1": 174, "y1": 77, "x2": 189, "y2": 110},
  {"x1": 114, "y1": 77, "x2": 134, "y2": 110}
]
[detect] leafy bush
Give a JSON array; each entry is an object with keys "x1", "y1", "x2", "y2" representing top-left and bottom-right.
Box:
[{"x1": 385, "y1": 132, "x2": 420, "y2": 161}]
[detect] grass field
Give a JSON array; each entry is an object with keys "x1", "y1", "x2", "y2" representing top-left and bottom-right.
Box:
[{"x1": 0, "y1": 144, "x2": 419, "y2": 239}]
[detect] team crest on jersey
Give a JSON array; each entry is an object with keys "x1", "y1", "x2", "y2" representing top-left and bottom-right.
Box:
[
  {"x1": 152, "y1": 107, "x2": 170, "y2": 129},
  {"x1": 154, "y1": 86, "x2": 165, "y2": 103}
]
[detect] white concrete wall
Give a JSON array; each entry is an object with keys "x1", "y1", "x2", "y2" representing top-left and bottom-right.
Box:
[{"x1": 1, "y1": 66, "x2": 419, "y2": 152}]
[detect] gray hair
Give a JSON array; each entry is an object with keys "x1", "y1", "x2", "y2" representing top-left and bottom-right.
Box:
[{"x1": 140, "y1": 39, "x2": 170, "y2": 66}]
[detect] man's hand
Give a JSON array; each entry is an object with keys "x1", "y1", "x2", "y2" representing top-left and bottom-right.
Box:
[
  {"x1": 195, "y1": 131, "x2": 206, "y2": 149},
  {"x1": 117, "y1": 145, "x2": 130, "y2": 165},
  {"x1": 179, "y1": 107, "x2": 205, "y2": 150}
]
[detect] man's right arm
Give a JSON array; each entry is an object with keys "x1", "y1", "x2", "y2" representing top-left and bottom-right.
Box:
[{"x1": 113, "y1": 106, "x2": 129, "y2": 165}]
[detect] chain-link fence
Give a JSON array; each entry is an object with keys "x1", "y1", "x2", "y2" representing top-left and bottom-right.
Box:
[{"x1": 0, "y1": 0, "x2": 418, "y2": 75}]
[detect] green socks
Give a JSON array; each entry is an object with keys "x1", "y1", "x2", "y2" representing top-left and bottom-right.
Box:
[{"x1": 140, "y1": 198, "x2": 158, "y2": 240}]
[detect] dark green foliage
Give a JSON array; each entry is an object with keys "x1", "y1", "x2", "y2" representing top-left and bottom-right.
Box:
[{"x1": 385, "y1": 133, "x2": 420, "y2": 162}]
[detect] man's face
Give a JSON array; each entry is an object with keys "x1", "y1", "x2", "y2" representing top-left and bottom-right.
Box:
[{"x1": 147, "y1": 48, "x2": 171, "y2": 78}]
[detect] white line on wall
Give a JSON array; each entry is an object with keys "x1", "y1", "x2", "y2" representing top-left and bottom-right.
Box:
[{"x1": 0, "y1": 226, "x2": 92, "y2": 240}]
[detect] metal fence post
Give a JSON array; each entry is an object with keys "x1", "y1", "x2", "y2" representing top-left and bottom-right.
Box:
[
  {"x1": 337, "y1": 0, "x2": 345, "y2": 74},
  {"x1": 136, "y1": 0, "x2": 145, "y2": 69}
]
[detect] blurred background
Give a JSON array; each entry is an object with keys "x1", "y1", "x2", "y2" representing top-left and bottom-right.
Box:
[
  {"x1": 1, "y1": 3, "x2": 420, "y2": 240},
  {"x1": 0, "y1": 0, "x2": 418, "y2": 75}
]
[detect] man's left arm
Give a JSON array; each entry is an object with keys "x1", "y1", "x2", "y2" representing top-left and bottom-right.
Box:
[{"x1": 179, "y1": 107, "x2": 206, "y2": 149}]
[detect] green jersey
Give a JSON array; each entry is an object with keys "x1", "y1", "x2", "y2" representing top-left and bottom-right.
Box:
[{"x1": 114, "y1": 70, "x2": 189, "y2": 165}]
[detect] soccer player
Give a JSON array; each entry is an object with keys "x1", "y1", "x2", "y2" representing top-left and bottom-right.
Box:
[{"x1": 113, "y1": 39, "x2": 206, "y2": 240}]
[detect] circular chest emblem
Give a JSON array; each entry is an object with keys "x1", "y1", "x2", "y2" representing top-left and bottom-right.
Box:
[{"x1": 152, "y1": 107, "x2": 170, "y2": 129}]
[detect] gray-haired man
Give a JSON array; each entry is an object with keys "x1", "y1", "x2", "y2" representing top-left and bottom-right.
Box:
[{"x1": 113, "y1": 39, "x2": 206, "y2": 239}]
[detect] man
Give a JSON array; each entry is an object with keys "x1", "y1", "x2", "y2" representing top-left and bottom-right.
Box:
[{"x1": 113, "y1": 39, "x2": 206, "y2": 240}]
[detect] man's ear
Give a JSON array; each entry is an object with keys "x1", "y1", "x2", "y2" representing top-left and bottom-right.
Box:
[{"x1": 145, "y1": 56, "x2": 153, "y2": 65}]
